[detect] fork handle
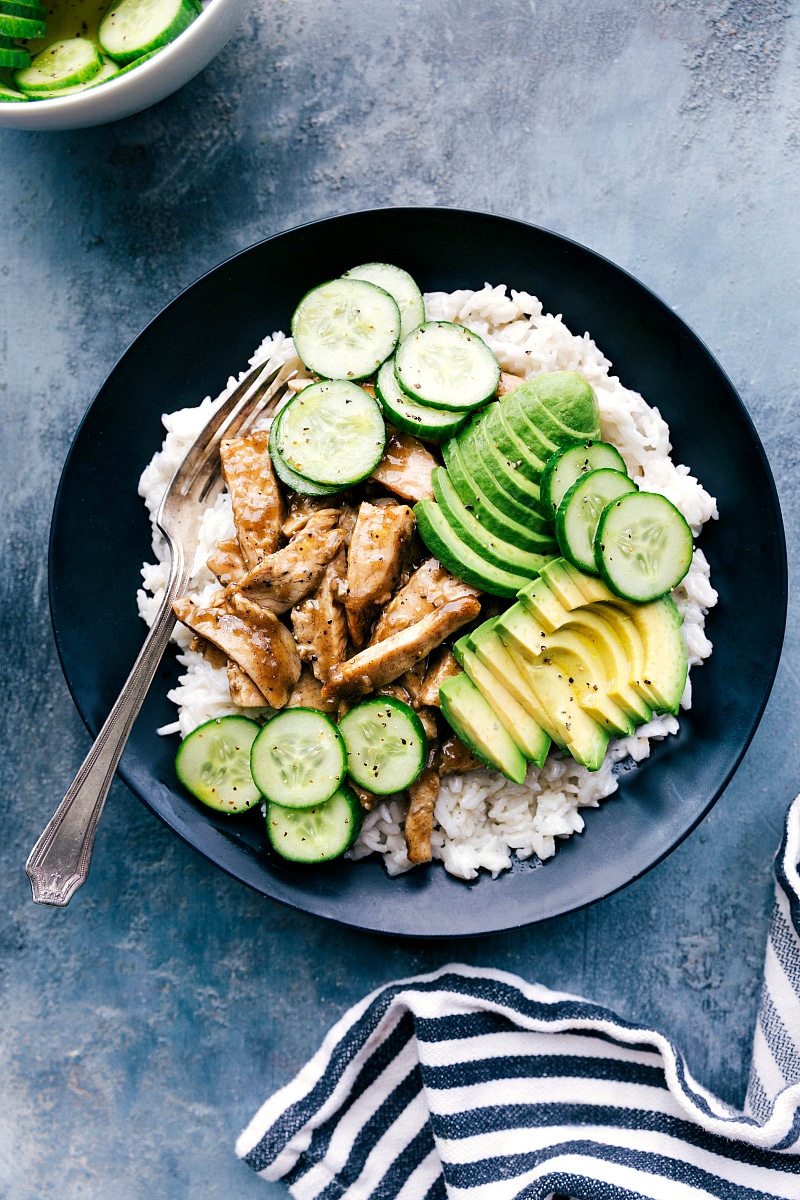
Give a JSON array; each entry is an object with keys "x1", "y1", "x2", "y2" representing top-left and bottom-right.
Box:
[{"x1": 26, "y1": 575, "x2": 187, "y2": 907}]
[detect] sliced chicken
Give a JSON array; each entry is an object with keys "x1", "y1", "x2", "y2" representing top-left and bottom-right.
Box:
[
  {"x1": 416, "y1": 647, "x2": 461, "y2": 708},
  {"x1": 369, "y1": 558, "x2": 480, "y2": 645},
  {"x1": 219, "y1": 431, "x2": 284, "y2": 567},
  {"x1": 342, "y1": 501, "x2": 415, "y2": 646},
  {"x1": 286, "y1": 666, "x2": 338, "y2": 713},
  {"x1": 173, "y1": 597, "x2": 300, "y2": 708},
  {"x1": 290, "y1": 547, "x2": 348, "y2": 682},
  {"x1": 207, "y1": 539, "x2": 247, "y2": 587},
  {"x1": 350, "y1": 782, "x2": 376, "y2": 812},
  {"x1": 227, "y1": 662, "x2": 268, "y2": 707},
  {"x1": 322, "y1": 595, "x2": 481, "y2": 699},
  {"x1": 189, "y1": 636, "x2": 228, "y2": 670},
  {"x1": 369, "y1": 429, "x2": 436, "y2": 502},
  {"x1": 497, "y1": 371, "x2": 526, "y2": 396},
  {"x1": 282, "y1": 494, "x2": 335, "y2": 538},
  {"x1": 405, "y1": 767, "x2": 441, "y2": 864},
  {"x1": 437, "y1": 734, "x2": 484, "y2": 775},
  {"x1": 228, "y1": 509, "x2": 344, "y2": 614}
]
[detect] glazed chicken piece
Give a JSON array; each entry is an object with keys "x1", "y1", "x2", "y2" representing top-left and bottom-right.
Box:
[
  {"x1": 219, "y1": 431, "x2": 284, "y2": 567},
  {"x1": 405, "y1": 767, "x2": 441, "y2": 865},
  {"x1": 227, "y1": 509, "x2": 344, "y2": 614},
  {"x1": 369, "y1": 557, "x2": 480, "y2": 646},
  {"x1": 227, "y1": 662, "x2": 268, "y2": 708},
  {"x1": 369, "y1": 429, "x2": 436, "y2": 502},
  {"x1": 437, "y1": 734, "x2": 484, "y2": 775},
  {"x1": 286, "y1": 666, "x2": 338, "y2": 713},
  {"x1": 290, "y1": 547, "x2": 349, "y2": 683},
  {"x1": 322, "y1": 595, "x2": 481, "y2": 700},
  {"x1": 207, "y1": 539, "x2": 247, "y2": 587},
  {"x1": 173, "y1": 597, "x2": 300, "y2": 708},
  {"x1": 342, "y1": 501, "x2": 415, "y2": 646},
  {"x1": 281, "y1": 494, "x2": 335, "y2": 539},
  {"x1": 497, "y1": 371, "x2": 526, "y2": 396},
  {"x1": 416, "y1": 647, "x2": 461, "y2": 708}
]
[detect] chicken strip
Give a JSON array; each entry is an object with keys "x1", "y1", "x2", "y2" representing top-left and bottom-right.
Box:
[
  {"x1": 281, "y1": 495, "x2": 335, "y2": 539},
  {"x1": 219, "y1": 431, "x2": 284, "y2": 567},
  {"x1": 173, "y1": 597, "x2": 300, "y2": 708},
  {"x1": 290, "y1": 547, "x2": 348, "y2": 683},
  {"x1": 228, "y1": 509, "x2": 344, "y2": 614},
  {"x1": 322, "y1": 595, "x2": 481, "y2": 699},
  {"x1": 369, "y1": 429, "x2": 436, "y2": 502},
  {"x1": 227, "y1": 662, "x2": 268, "y2": 708},
  {"x1": 437, "y1": 734, "x2": 484, "y2": 775},
  {"x1": 416, "y1": 647, "x2": 461, "y2": 708},
  {"x1": 286, "y1": 666, "x2": 338, "y2": 713},
  {"x1": 207, "y1": 539, "x2": 247, "y2": 587},
  {"x1": 342, "y1": 501, "x2": 415, "y2": 646},
  {"x1": 369, "y1": 558, "x2": 480, "y2": 645},
  {"x1": 405, "y1": 767, "x2": 441, "y2": 865}
]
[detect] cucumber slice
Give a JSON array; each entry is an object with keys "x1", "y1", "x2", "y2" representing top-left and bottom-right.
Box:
[
  {"x1": 541, "y1": 440, "x2": 628, "y2": 519},
  {"x1": 13, "y1": 38, "x2": 102, "y2": 91},
  {"x1": 0, "y1": 42, "x2": 29, "y2": 68},
  {"x1": 175, "y1": 715, "x2": 262, "y2": 814},
  {"x1": 0, "y1": 12, "x2": 44, "y2": 35},
  {"x1": 250, "y1": 708, "x2": 346, "y2": 809},
  {"x1": 268, "y1": 409, "x2": 343, "y2": 497},
  {"x1": 556, "y1": 468, "x2": 637, "y2": 574},
  {"x1": 594, "y1": 490, "x2": 693, "y2": 602},
  {"x1": 343, "y1": 263, "x2": 425, "y2": 343},
  {"x1": 338, "y1": 697, "x2": 427, "y2": 794},
  {"x1": 291, "y1": 278, "x2": 401, "y2": 381},
  {"x1": 266, "y1": 783, "x2": 362, "y2": 863},
  {"x1": 395, "y1": 321, "x2": 500, "y2": 412},
  {"x1": 439, "y1": 673, "x2": 527, "y2": 785},
  {"x1": 30, "y1": 56, "x2": 119, "y2": 98},
  {"x1": 98, "y1": 0, "x2": 199, "y2": 66},
  {"x1": 414, "y1": 499, "x2": 534, "y2": 597},
  {"x1": 374, "y1": 359, "x2": 467, "y2": 442},
  {"x1": 0, "y1": 78, "x2": 27, "y2": 100},
  {"x1": 110, "y1": 47, "x2": 164, "y2": 76},
  {"x1": 274, "y1": 380, "x2": 386, "y2": 487}
]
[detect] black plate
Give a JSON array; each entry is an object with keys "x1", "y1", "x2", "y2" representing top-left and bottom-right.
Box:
[{"x1": 49, "y1": 208, "x2": 787, "y2": 937}]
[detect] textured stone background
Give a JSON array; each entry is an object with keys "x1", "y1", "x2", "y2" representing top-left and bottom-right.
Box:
[{"x1": 1, "y1": 1, "x2": 799, "y2": 1195}]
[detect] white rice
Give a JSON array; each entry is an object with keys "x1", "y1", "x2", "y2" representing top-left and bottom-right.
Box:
[{"x1": 137, "y1": 286, "x2": 718, "y2": 882}]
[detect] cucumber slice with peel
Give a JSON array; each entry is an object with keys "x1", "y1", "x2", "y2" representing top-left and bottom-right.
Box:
[
  {"x1": 0, "y1": 1, "x2": 46, "y2": 17},
  {"x1": 266, "y1": 783, "x2": 362, "y2": 863},
  {"x1": 0, "y1": 41, "x2": 30, "y2": 68},
  {"x1": 250, "y1": 708, "x2": 346, "y2": 809},
  {"x1": 268, "y1": 409, "x2": 342, "y2": 497},
  {"x1": 395, "y1": 321, "x2": 500, "y2": 412},
  {"x1": 274, "y1": 380, "x2": 386, "y2": 487},
  {"x1": 343, "y1": 263, "x2": 425, "y2": 343},
  {"x1": 29, "y1": 56, "x2": 119, "y2": 98},
  {"x1": 13, "y1": 38, "x2": 102, "y2": 91},
  {"x1": 595, "y1": 490, "x2": 693, "y2": 602},
  {"x1": 0, "y1": 78, "x2": 27, "y2": 99},
  {"x1": 338, "y1": 697, "x2": 427, "y2": 794},
  {"x1": 374, "y1": 359, "x2": 467, "y2": 442},
  {"x1": 292, "y1": 278, "x2": 401, "y2": 381},
  {"x1": 0, "y1": 12, "x2": 45, "y2": 36},
  {"x1": 99, "y1": 0, "x2": 199, "y2": 65},
  {"x1": 541, "y1": 440, "x2": 628, "y2": 519},
  {"x1": 175, "y1": 715, "x2": 262, "y2": 814},
  {"x1": 556, "y1": 468, "x2": 637, "y2": 574}
]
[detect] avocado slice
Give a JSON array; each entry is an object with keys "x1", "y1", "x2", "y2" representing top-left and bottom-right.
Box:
[
  {"x1": 509, "y1": 372, "x2": 601, "y2": 438},
  {"x1": 480, "y1": 405, "x2": 546, "y2": 485},
  {"x1": 453, "y1": 640, "x2": 550, "y2": 767},
  {"x1": 518, "y1": 576, "x2": 572, "y2": 633},
  {"x1": 468, "y1": 413, "x2": 545, "y2": 508},
  {"x1": 511, "y1": 652, "x2": 611, "y2": 770},
  {"x1": 432, "y1": 468, "x2": 557, "y2": 574},
  {"x1": 496, "y1": 604, "x2": 634, "y2": 735},
  {"x1": 467, "y1": 621, "x2": 568, "y2": 747},
  {"x1": 563, "y1": 608, "x2": 653, "y2": 725},
  {"x1": 439, "y1": 673, "x2": 528, "y2": 784},
  {"x1": 442, "y1": 438, "x2": 553, "y2": 547},
  {"x1": 414, "y1": 500, "x2": 533, "y2": 597}
]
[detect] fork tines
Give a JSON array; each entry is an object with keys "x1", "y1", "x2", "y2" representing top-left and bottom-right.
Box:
[{"x1": 176, "y1": 359, "x2": 296, "y2": 501}]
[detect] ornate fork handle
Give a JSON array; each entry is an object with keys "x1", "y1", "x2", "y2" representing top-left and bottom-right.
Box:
[{"x1": 26, "y1": 557, "x2": 187, "y2": 907}]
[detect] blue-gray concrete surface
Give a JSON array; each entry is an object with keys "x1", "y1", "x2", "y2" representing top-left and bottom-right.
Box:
[{"x1": 1, "y1": 0, "x2": 799, "y2": 1195}]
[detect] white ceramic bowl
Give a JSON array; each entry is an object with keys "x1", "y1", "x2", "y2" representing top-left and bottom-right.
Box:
[{"x1": 0, "y1": 0, "x2": 252, "y2": 131}]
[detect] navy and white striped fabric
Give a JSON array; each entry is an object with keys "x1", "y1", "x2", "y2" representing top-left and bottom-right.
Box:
[{"x1": 237, "y1": 796, "x2": 800, "y2": 1199}]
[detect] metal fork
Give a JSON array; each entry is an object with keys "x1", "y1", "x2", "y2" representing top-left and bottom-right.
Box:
[{"x1": 26, "y1": 358, "x2": 295, "y2": 907}]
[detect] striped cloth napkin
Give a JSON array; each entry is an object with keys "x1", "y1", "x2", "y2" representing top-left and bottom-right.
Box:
[{"x1": 236, "y1": 795, "x2": 800, "y2": 1199}]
